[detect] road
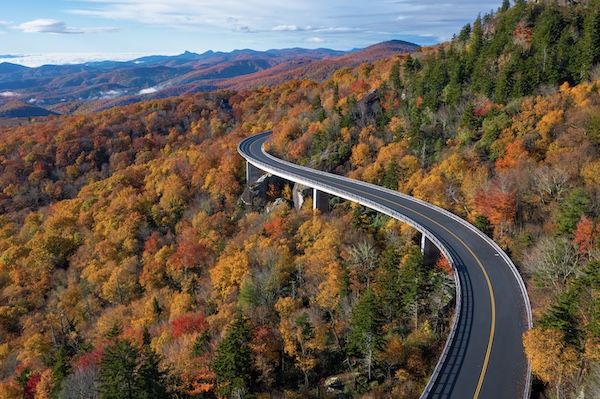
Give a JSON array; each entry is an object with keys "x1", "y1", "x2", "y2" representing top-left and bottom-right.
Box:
[{"x1": 238, "y1": 131, "x2": 531, "y2": 399}]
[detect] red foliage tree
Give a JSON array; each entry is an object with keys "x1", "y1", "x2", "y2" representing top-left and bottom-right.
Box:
[
  {"x1": 24, "y1": 373, "x2": 41, "y2": 399},
  {"x1": 170, "y1": 313, "x2": 207, "y2": 339},
  {"x1": 170, "y1": 242, "x2": 208, "y2": 275},
  {"x1": 473, "y1": 179, "x2": 517, "y2": 226},
  {"x1": 573, "y1": 216, "x2": 597, "y2": 254},
  {"x1": 72, "y1": 348, "x2": 103, "y2": 371}
]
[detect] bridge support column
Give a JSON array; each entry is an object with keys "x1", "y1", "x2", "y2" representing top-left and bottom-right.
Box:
[
  {"x1": 313, "y1": 188, "x2": 330, "y2": 213},
  {"x1": 246, "y1": 161, "x2": 264, "y2": 185},
  {"x1": 421, "y1": 234, "x2": 441, "y2": 266}
]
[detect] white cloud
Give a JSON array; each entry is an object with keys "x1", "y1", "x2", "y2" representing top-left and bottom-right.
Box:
[
  {"x1": 0, "y1": 92, "x2": 19, "y2": 98},
  {"x1": 138, "y1": 87, "x2": 158, "y2": 95},
  {"x1": 304, "y1": 37, "x2": 325, "y2": 43},
  {"x1": 0, "y1": 53, "x2": 149, "y2": 67},
  {"x1": 99, "y1": 90, "x2": 127, "y2": 99},
  {"x1": 273, "y1": 25, "x2": 299, "y2": 31},
  {"x1": 14, "y1": 19, "x2": 118, "y2": 34}
]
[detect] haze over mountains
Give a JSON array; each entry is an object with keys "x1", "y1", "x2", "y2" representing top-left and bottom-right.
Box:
[{"x1": 0, "y1": 40, "x2": 418, "y2": 116}]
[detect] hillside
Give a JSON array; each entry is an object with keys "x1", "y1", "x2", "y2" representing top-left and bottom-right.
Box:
[
  {"x1": 0, "y1": 101, "x2": 59, "y2": 118},
  {"x1": 0, "y1": 1, "x2": 599, "y2": 398}
]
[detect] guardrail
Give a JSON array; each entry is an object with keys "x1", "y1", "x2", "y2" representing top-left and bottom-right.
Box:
[{"x1": 238, "y1": 132, "x2": 532, "y2": 399}]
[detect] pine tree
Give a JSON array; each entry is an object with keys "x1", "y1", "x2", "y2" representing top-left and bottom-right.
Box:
[
  {"x1": 577, "y1": 0, "x2": 600, "y2": 81},
  {"x1": 376, "y1": 247, "x2": 404, "y2": 324},
  {"x1": 531, "y1": 2, "x2": 564, "y2": 85},
  {"x1": 212, "y1": 312, "x2": 253, "y2": 397},
  {"x1": 137, "y1": 347, "x2": 168, "y2": 399},
  {"x1": 98, "y1": 340, "x2": 139, "y2": 399},
  {"x1": 399, "y1": 247, "x2": 427, "y2": 330},
  {"x1": 383, "y1": 160, "x2": 400, "y2": 190},
  {"x1": 467, "y1": 16, "x2": 484, "y2": 72},
  {"x1": 98, "y1": 339, "x2": 169, "y2": 399},
  {"x1": 557, "y1": 188, "x2": 590, "y2": 236},
  {"x1": 348, "y1": 288, "x2": 384, "y2": 380},
  {"x1": 404, "y1": 54, "x2": 415, "y2": 76},
  {"x1": 389, "y1": 60, "x2": 403, "y2": 95}
]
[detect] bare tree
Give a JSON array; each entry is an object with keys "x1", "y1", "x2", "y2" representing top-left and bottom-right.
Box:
[
  {"x1": 586, "y1": 365, "x2": 600, "y2": 399},
  {"x1": 60, "y1": 367, "x2": 100, "y2": 399},
  {"x1": 523, "y1": 236, "x2": 582, "y2": 293},
  {"x1": 531, "y1": 165, "x2": 571, "y2": 205},
  {"x1": 348, "y1": 240, "x2": 379, "y2": 289}
]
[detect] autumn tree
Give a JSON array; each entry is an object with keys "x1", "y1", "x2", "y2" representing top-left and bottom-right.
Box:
[
  {"x1": 275, "y1": 297, "x2": 325, "y2": 387},
  {"x1": 523, "y1": 327, "x2": 579, "y2": 398}
]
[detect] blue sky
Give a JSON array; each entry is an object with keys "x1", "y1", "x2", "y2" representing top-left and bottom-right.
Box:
[{"x1": 1, "y1": 0, "x2": 503, "y2": 66}]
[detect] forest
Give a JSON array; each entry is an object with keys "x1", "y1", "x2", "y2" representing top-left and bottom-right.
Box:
[{"x1": 0, "y1": 0, "x2": 599, "y2": 398}]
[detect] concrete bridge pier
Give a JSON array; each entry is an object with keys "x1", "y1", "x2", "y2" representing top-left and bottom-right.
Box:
[
  {"x1": 246, "y1": 161, "x2": 264, "y2": 185},
  {"x1": 421, "y1": 234, "x2": 441, "y2": 266},
  {"x1": 313, "y1": 188, "x2": 330, "y2": 213}
]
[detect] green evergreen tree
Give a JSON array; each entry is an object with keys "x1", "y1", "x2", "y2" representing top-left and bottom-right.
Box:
[
  {"x1": 577, "y1": 262, "x2": 600, "y2": 339},
  {"x1": 383, "y1": 160, "x2": 400, "y2": 190},
  {"x1": 137, "y1": 347, "x2": 168, "y2": 399},
  {"x1": 467, "y1": 15, "x2": 484, "y2": 73},
  {"x1": 459, "y1": 100, "x2": 480, "y2": 132},
  {"x1": 376, "y1": 247, "x2": 404, "y2": 325},
  {"x1": 348, "y1": 288, "x2": 384, "y2": 380},
  {"x1": 457, "y1": 23, "x2": 471, "y2": 43},
  {"x1": 577, "y1": 0, "x2": 600, "y2": 81},
  {"x1": 212, "y1": 312, "x2": 253, "y2": 398},
  {"x1": 311, "y1": 94, "x2": 322, "y2": 110},
  {"x1": 389, "y1": 60, "x2": 403, "y2": 95},
  {"x1": 557, "y1": 188, "x2": 590, "y2": 236},
  {"x1": 98, "y1": 338, "x2": 169, "y2": 399},
  {"x1": 399, "y1": 246, "x2": 428, "y2": 329},
  {"x1": 539, "y1": 289, "x2": 582, "y2": 347},
  {"x1": 98, "y1": 339, "x2": 139, "y2": 399},
  {"x1": 404, "y1": 54, "x2": 415, "y2": 76},
  {"x1": 531, "y1": 2, "x2": 564, "y2": 85}
]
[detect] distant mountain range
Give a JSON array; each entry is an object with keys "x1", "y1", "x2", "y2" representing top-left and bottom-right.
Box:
[{"x1": 0, "y1": 40, "x2": 418, "y2": 116}]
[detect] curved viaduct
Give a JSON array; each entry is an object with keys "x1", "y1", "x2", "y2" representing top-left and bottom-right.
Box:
[{"x1": 238, "y1": 131, "x2": 532, "y2": 399}]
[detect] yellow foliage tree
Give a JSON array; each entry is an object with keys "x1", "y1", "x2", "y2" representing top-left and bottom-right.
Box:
[
  {"x1": 33, "y1": 369, "x2": 54, "y2": 399},
  {"x1": 581, "y1": 160, "x2": 600, "y2": 187},
  {"x1": 523, "y1": 327, "x2": 579, "y2": 397},
  {"x1": 17, "y1": 332, "x2": 50, "y2": 365},
  {"x1": 0, "y1": 378, "x2": 22, "y2": 399},
  {"x1": 412, "y1": 172, "x2": 449, "y2": 208},
  {"x1": 209, "y1": 247, "x2": 250, "y2": 294},
  {"x1": 351, "y1": 143, "x2": 371, "y2": 168},
  {"x1": 169, "y1": 291, "x2": 194, "y2": 319},
  {"x1": 275, "y1": 298, "x2": 325, "y2": 386}
]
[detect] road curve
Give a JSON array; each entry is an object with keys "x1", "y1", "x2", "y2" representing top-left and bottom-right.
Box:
[{"x1": 238, "y1": 131, "x2": 532, "y2": 399}]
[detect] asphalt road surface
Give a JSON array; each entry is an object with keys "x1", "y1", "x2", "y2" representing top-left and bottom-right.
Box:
[{"x1": 239, "y1": 131, "x2": 531, "y2": 399}]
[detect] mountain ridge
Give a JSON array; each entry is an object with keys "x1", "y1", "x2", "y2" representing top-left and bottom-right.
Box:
[{"x1": 0, "y1": 40, "x2": 419, "y2": 116}]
